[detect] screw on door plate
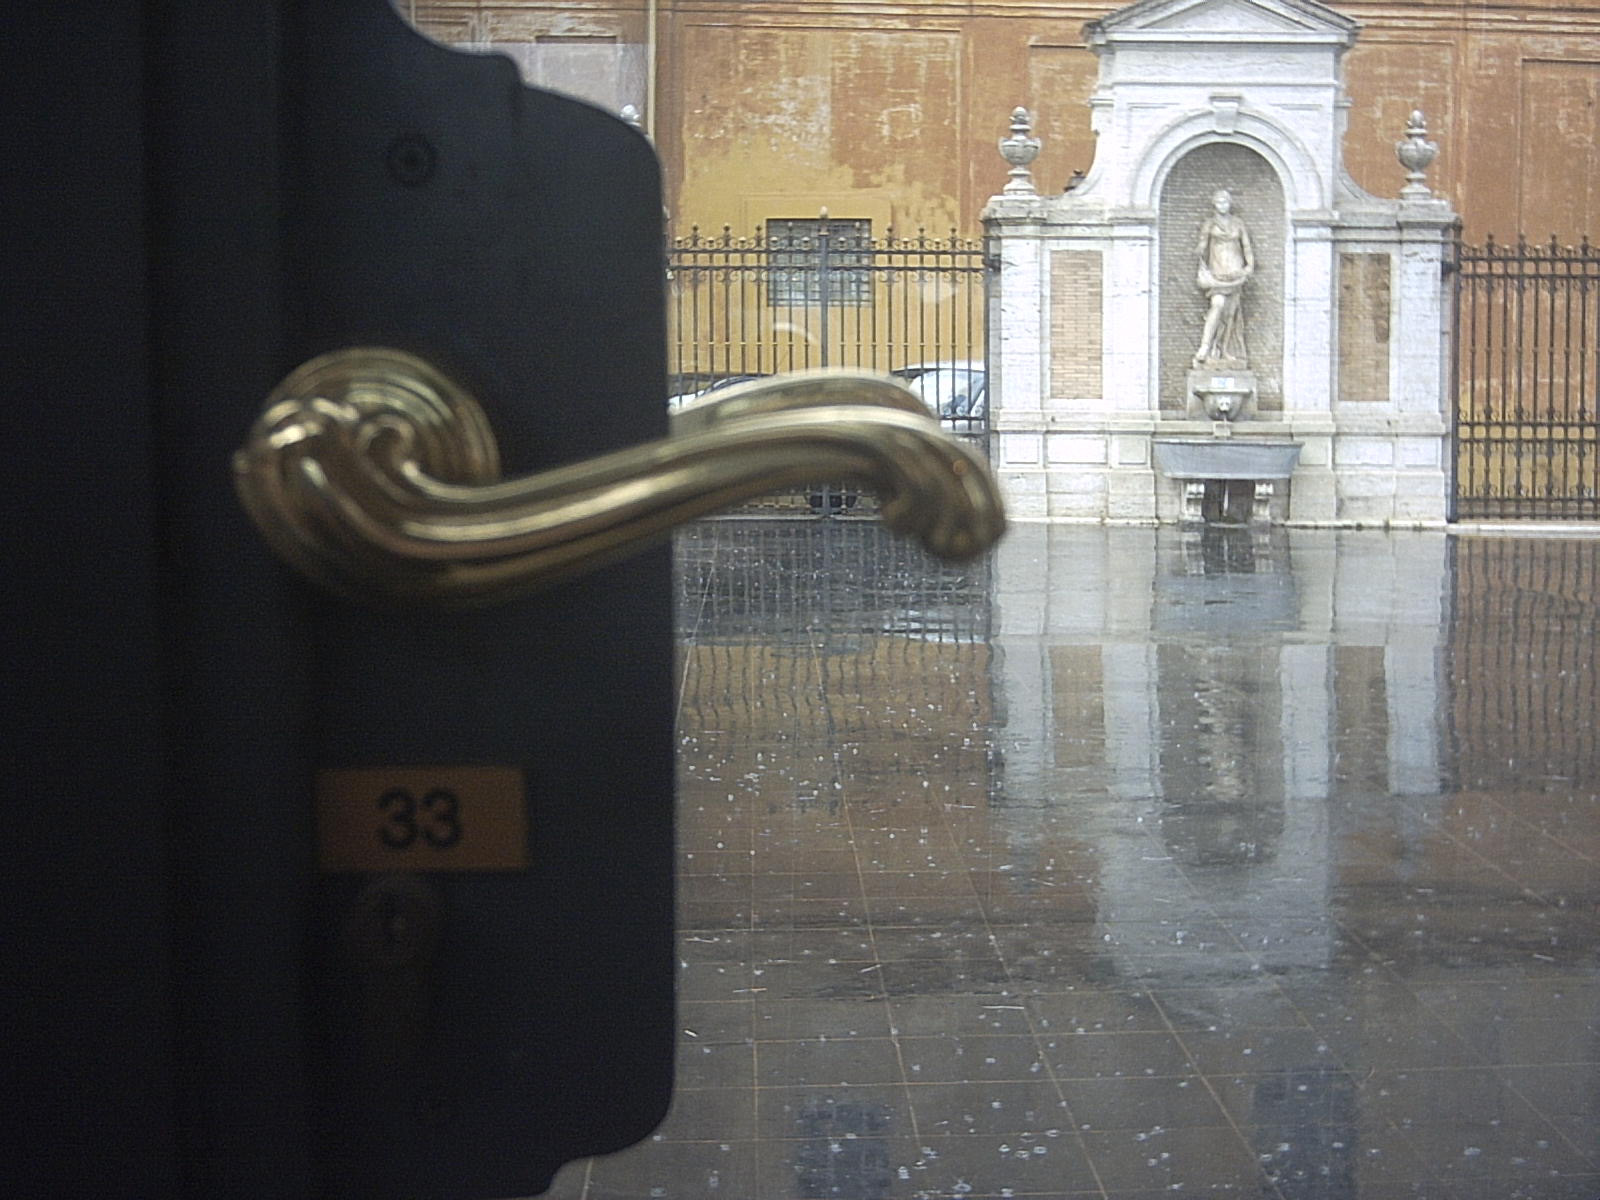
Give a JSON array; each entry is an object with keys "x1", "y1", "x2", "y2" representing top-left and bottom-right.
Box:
[
  {"x1": 384, "y1": 134, "x2": 437, "y2": 187},
  {"x1": 342, "y1": 872, "x2": 442, "y2": 972}
]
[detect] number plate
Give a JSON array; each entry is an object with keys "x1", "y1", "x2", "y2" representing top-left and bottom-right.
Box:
[{"x1": 316, "y1": 766, "x2": 528, "y2": 872}]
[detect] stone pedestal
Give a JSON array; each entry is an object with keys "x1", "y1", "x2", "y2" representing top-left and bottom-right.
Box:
[{"x1": 1177, "y1": 478, "x2": 1287, "y2": 524}]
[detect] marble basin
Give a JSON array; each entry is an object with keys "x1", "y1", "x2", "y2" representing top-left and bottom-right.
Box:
[{"x1": 1152, "y1": 437, "x2": 1302, "y2": 480}]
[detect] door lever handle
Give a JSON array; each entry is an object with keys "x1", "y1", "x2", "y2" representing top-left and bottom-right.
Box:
[{"x1": 233, "y1": 347, "x2": 1005, "y2": 606}]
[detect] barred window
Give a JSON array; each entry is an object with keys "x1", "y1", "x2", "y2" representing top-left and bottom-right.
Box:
[{"x1": 766, "y1": 218, "x2": 873, "y2": 307}]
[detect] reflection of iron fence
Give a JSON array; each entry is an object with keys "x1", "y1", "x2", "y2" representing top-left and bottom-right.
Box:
[
  {"x1": 1452, "y1": 235, "x2": 1600, "y2": 519},
  {"x1": 1445, "y1": 536, "x2": 1600, "y2": 791},
  {"x1": 672, "y1": 519, "x2": 996, "y2": 834},
  {"x1": 674, "y1": 520, "x2": 992, "y2": 645},
  {"x1": 668, "y1": 226, "x2": 990, "y2": 515}
]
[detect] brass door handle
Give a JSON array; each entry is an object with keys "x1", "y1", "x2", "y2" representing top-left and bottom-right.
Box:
[{"x1": 233, "y1": 347, "x2": 1005, "y2": 606}]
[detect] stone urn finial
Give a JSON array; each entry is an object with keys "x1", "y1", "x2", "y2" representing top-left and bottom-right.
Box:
[
  {"x1": 1396, "y1": 109, "x2": 1439, "y2": 199},
  {"x1": 999, "y1": 106, "x2": 1041, "y2": 195}
]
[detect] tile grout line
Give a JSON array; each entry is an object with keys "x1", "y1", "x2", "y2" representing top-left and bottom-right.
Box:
[
  {"x1": 1132, "y1": 816, "x2": 1294, "y2": 1200},
  {"x1": 1390, "y1": 960, "x2": 1600, "y2": 1174},
  {"x1": 1322, "y1": 823, "x2": 1600, "y2": 1183},
  {"x1": 1414, "y1": 799, "x2": 1574, "y2": 908},
  {"x1": 809, "y1": 609, "x2": 926, "y2": 1152},
  {"x1": 695, "y1": 523, "x2": 763, "y2": 1193},
  {"x1": 1146, "y1": 986, "x2": 1293, "y2": 1200},
  {"x1": 938, "y1": 711, "x2": 1111, "y2": 1199},
  {"x1": 1479, "y1": 790, "x2": 1600, "y2": 866},
  {"x1": 1254, "y1": 917, "x2": 1468, "y2": 1196}
]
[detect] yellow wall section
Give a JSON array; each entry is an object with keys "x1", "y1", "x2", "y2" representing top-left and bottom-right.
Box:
[
  {"x1": 676, "y1": 24, "x2": 965, "y2": 236},
  {"x1": 410, "y1": 1, "x2": 1600, "y2": 243}
]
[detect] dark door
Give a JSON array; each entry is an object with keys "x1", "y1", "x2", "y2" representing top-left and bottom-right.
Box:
[{"x1": 12, "y1": 3, "x2": 672, "y2": 1196}]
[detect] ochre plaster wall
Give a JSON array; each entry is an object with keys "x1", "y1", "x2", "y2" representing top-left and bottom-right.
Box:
[{"x1": 409, "y1": 1, "x2": 1600, "y2": 243}]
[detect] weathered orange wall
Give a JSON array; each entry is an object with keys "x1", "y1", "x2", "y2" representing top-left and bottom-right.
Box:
[
  {"x1": 1339, "y1": 1, "x2": 1600, "y2": 242},
  {"x1": 411, "y1": 0, "x2": 1600, "y2": 243}
]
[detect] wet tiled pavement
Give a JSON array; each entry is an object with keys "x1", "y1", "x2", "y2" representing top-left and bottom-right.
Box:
[{"x1": 542, "y1": 521, "x2": 1598, "y2": 1199}]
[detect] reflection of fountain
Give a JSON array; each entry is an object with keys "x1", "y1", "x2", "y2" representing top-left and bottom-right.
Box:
[
  {"x1": 1160, "y1": 647, "x2": 1286, "y2": 867},
  {"x1": 1154, "y1": 526, "x2": 1300, "y2": 632},
  {"x1": 989, "y1": 527, "x2": 1460, "y2": 987},
  {"x1": 1152, "y1": 531, "x2": 1286, "y2": 870},
  {"x1": 1154, "y1": 532, "x2": 1290, "y2": 868}
]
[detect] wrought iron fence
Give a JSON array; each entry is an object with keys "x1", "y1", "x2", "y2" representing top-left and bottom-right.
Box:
[
  {"x1": 1453, "y1": 235, "x2": 1600, "y2": 519},
  {"x1": 667, "y1": 223, "x2": 990, "y2": 514},
  {"x1": 1444, "y1": 535, "x2": 1600, "y2": 791}
]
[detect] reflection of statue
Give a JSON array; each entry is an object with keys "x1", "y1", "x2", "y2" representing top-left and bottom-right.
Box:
[{"x1": 1193, "y1": 189, "x2": 1254, "y2": 366}]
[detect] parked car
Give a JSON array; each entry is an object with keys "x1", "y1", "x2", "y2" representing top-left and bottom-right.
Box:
[
  {"x1": 667, "y1": 373, "x2": 771, "y2": 411},
  {"x1": 890, "y1": 361, "x2": 987, "y2": 423}
]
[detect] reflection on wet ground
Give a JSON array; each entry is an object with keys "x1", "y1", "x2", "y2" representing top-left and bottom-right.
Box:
[{"x1": 544, "y1": 522, "x2": 1599, "y2": 1199}]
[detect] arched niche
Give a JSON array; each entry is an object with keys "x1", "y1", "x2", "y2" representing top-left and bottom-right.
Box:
[
  {"x1": 1132, "y1": 108, "x2": 1327, "y2": 214},
  {"x1": 1157, "y1": 143, "x2": 1286, "y2": 414}
]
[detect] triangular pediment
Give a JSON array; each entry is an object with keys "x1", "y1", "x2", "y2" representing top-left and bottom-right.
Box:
[{"x1": 1090, "y1": 0, "x2": 1358, "y2": 41}]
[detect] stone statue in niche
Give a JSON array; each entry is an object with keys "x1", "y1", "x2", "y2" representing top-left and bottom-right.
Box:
[{"x1": 1193, "y1": 189, "x2": 1254, "y2": 367}]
